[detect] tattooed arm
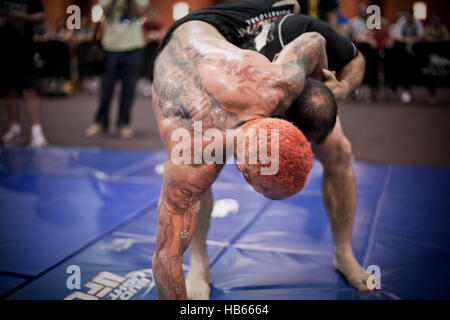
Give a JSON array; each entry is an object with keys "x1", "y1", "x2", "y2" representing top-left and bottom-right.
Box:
[
  {"x1": 153, "y1": 160, "x2": 222, "y2": 300},
  {"x1": 271, "y1": 32, "x2": 329, "y2": 112},
  {"x1": 153, "y1": 35, "x2": 242, "y2": 131}
]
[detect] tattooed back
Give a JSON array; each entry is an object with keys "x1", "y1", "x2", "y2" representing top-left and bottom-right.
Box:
[{"x1": 152, "y1": 21, "x2": 287, "y2": 150}]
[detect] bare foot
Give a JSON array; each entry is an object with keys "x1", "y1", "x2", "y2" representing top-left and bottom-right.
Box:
[
  {"x1": 186, "y1": 271, "x2": 211, "y2": 300},
  {"x1": 333, "y1": 251, "x2": 372, "y2": 292},
  {"x1": 186, "y1": 253, "x2": 211, "y2": 300}
]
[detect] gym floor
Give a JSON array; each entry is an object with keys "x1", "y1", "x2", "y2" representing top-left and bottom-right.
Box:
[
  {"x1": 1, "y1": 84, "x2": 450, "y2": 165},
  {"x1": 0, "y1": 85, "x2": 449, "y2": 300}
]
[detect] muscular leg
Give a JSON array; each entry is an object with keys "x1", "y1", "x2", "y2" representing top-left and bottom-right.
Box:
[
  {"x1": 186, "y1": 187, "x2": 213, "y2": 300},
  {"x1": 153, "y1": 160, "x2": 221, "y2": 300},
  {"x1": 312, "y1": 117, "x2": 371, "y2": 291}
]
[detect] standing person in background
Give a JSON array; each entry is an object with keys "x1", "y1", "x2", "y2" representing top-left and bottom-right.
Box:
[
  {"x1": 424, "y1": 14, "x2": 449, "y2": 43},
  {"x1": 142, "y1": 8, "x2": 163, "y2": 43},
  {"x1": 139, "y1": 8, "x2": 164, "y2": 96},
  {"x1": 388, "y1": 9, "x2": 424, "y2": 103},
  {"x1": 336, "y1": 11, "x2": 349, "y2": 37},
  {"x1": 85, "y1": 0, "x2": 149, "y2": 139},
  {"x1": 390, "y1": 9, "x2": 424, "y2": 45},
  {"x1": 423, "y1": 14, "x2": 449, "y2": 105},
  {"x1": 348, "y1": 3, "x2": 380, "y2": 102},
  {"x1": 348, "y1": 3, "x2": 367, "y2": 43},
  {"x1": 297, "y1": 0, "x2": 340, "y2": 30},
  {"x1": 0, "y1": 0, "x2": 48, "y2": 147}
]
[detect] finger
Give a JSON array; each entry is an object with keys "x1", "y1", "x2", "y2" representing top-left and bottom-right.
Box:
[
  {"x1": 322, "y1": 69, "x2": 333, "y2": 79},
  {"x1": 324, "y1": 80, "x2": 337, "y2": 89}
]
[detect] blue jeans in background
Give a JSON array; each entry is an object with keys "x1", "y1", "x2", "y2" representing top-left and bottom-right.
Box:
[{"x1": 95, "y1": 49, "x2": 142, "y2": 128}]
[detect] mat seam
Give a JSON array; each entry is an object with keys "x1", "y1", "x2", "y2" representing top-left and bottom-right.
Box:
[
  {"x1": 362, "y1": 165, "x2": 392, "y2": 268},
  {"x1": 209, "y1": 201, "x2": 273, "y2": 269}
]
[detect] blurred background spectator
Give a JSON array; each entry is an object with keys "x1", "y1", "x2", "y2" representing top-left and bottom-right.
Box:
[
  {"x1": 0, "y1": 0, "x2": 48, "y2": 147},
  {"x1": 84, "y1": 0, "x2": 149, "y2": 140},
  {"x1": 424, "y1": 13, "x2": 449, "y2": 43},
  {"x1": 336, "y1": 10, "x2": 349, "y2": 37},
  {"x1": 348, "y1": 3, "x2": 367, "y2": 42},
  {"x1": 138, "y1": 7, "x2": 164, "y2": 97},
  {"x1": 387, "y1": 9, "x2": 424, "y2": 103},
  {"x1": 422, "y1": 13, "x2": 449, "y2": 105}
]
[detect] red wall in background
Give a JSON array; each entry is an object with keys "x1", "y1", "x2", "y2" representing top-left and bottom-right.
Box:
[
  {"x1": 41, "y1": 0, "x2": 71, "y2": 29},
  {"x1": 41, "y1": 0, "x2": 96, "y2": 30},
  {"x1": 149, "y1": 0, "x2": 214, "y2": 31}
]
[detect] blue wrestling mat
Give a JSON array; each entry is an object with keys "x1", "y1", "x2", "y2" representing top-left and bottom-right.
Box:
[{"x1": 0, "y1": 146, "x2": 449, "y2": 300}]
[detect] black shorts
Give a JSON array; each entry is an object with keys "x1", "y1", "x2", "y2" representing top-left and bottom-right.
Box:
[{"x1": 0, "y1": 50, "x2": 38, "y2": 95}]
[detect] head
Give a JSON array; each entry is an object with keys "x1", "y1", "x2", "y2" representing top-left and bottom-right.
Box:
[
  {"x1": 358, "y1": 3, "x2": 368, "y2": 19},
  {"x1": 405, "y1": 9, "x2": 414, "y2": 23},
  {"x1": 431, "y1": 14, "x2": 442, "y2": 27},
  {"x1": 285, "y1": 78, "x2": 337, "y2": 145},
  {"x1": 235, "y1": 118, "x2": 313, "y2": 200}
]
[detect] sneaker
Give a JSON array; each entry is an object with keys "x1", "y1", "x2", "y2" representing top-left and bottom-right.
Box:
[
  {"x1": 85, "y1": 123, "x2": 106, "y2": 138},
  {"x1": 138, "y1": 79, "x2": 153, "y2": 97},
  {"x1": 30, "y1": 132, "x2": 48, "y2": 147},
  {"x1": 30, "y1": 124, "x2": 48, "y2": 147},
  {"x1": 2, "y1": 125, "x2": 24, "y2": 146},
  {"x1": 400, "y1": 91, "x2": 412, "y2": 103},
  {"x1": 118, "y1": 126, "x2": 134, "y2": 139}
]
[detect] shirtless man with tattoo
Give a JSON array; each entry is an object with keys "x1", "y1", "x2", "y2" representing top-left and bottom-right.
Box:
[{"x1": 151, "y1": 0, "x2": 370, "y2": 300}]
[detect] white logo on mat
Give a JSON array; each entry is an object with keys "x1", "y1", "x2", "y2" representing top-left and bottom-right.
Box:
[{"x1": 64, "y1": 269, "x2": 155, "y2": 300}]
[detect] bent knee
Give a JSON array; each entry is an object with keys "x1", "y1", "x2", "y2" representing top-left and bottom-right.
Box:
[{"x1": 317, "y1": 137, "x2": 353, "y2": 168}]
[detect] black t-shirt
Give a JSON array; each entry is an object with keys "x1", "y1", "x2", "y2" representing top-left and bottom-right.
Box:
[
  {"x1": 0, "y1": 0, "x2": 43, "y2": 52},
  {"x1": 282, "y1": 14, "x2": 356, "y2": 70},
  {"x1": 244, "y1": 14, "x2": 357, "y2": 71},
  {"x1": 297, "y1": 0, "x2": 339, "y2": 22},
  {"x1": 159, "y1": 0, "x2": 297, "y2": 51}
]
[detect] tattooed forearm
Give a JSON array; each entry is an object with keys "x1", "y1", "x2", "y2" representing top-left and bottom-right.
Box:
[
  {"x1": 153, "y1": 197, "x2": 200, "y2": 300},
  {"x1": 281, "y1": 32, "x2": 327, "y2": 79},
  {"x1": 273, "y1": 32, "x2": 328, "y2": 110},
  {"x1": 154, "y1": 35, "x2": 241, "y2": 130}
]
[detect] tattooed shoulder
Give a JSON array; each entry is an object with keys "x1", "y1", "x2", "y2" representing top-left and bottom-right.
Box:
[{"x1": 153, "y1": 36, "x2": 241, "y2": 131}]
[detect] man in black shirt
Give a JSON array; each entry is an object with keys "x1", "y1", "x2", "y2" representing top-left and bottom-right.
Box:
[
  {"x1": 241, "y1": 14, "x2": 370, "y2": 293},
  {"x1": 0, "y1": 0, "x2": 48, "y2": 147},
  {"x1": 246, "y1": 13, "x2": 369, "y2": 293}
]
